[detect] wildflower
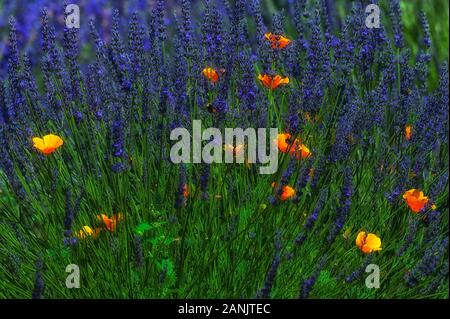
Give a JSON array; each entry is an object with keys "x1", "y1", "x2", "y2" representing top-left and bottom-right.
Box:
[
  {"x1": 355, "y1": 231, "x2": 382, "y2": 254},
  {"x1": 271, "y1": 182, "x2": 295, "y2": 201},
  {"x1": 276, "y1": 133, "x2": 294, "y2": 153},
  {"x1": 202, "y1": 67, "x2": 220, "y2": 84},
  {"x1": 405, "y1": 125, "x2": 412, "y2": 140},
  {"x1": 32, "y1": 134, "x2": 63, "y2": 155},
  {"x1": 258, "y1": 74, "x2": 289, "y2": 90},
  {"x1": 264, "y1": 32, "x2": 292, "y2": 49},
  {"x1": 97, "y1": 213, "x2": 123, "y2": 232},
  {"x1": 402, "y1": 189, "x2": 429, "y2": 213},
  {"x1": 276, "y1": 133, "x2": 311, "y2": 159},
  {"x1": 76, "y1": 226, "x2": 100, "y2": 239}
]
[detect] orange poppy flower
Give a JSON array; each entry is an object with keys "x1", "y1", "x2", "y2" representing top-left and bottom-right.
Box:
[
  {"x1": 202, "y1": 67, "x2": 219, "y2": 84},
  {"x1": 405, "y1": 125, "x2": 412, "y2": 141},
  {"x1": 271, "y1": 182, "x2": 296, "y2": 201},
  {"x1": 356, "y1": 231, "x2": 382, "y2": 254},
  {"x1": 294, "y1": 143, "x2": 311, "y2": 159},
  {"x1": 258, "y1": 74, "x2": 289, "y2": 90},
  {"x1": 275, "y1": 133, "x2": 311, "y2": 159},
  {"x1": 264, "y1": 32, "x2": 292, "y2": 49},
  {"x1": 97, "y1": 213, "x2": 123, "y2": 232},
  {"x1": 402, "y1": 189, "x2": 429, "y2": 213},
  {"x1": 76, "y1": 226, "x2": 100, "y2": 239},
  {"x1": 32, "y1": 134, "x2": 63, "y2": 155},
  {"x1": 276, "y1": 133, "x2": 294, "y2": 153}
]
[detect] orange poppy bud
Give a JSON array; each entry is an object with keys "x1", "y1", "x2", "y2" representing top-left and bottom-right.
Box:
[
  {"x1": 405, "y1": 125, "x2": 412, "y2": 141},
  {"x1": 355, "y1": 231, "x2": 382, "y2": 254},
  {"x1": 32, "y1": 134, "x2": 64, "y2": 155},
  {"x1": 402, "y1": 189, "x2": 429, "y2": 213},
  {"x1": 202, "y1": 67, "x2": 219, "y2": 84},
  {"x1": 258, "y1": 74, "x2": 290, "y2": 90},
  {"x1": 264, "y1": 32, "x2": 292, "y2": 49}
]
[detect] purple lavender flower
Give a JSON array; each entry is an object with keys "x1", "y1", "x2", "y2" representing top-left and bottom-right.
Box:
[
  {"x1": 389, "y1": 0, "x2": 404, "y2": 48},
  {"x1": 405, "y1": 236, "x2": 448, "y2": 287},
  {"x1": 396, "y1": 218, "x2": 419, "y2": 257},
  {"x1": 32, "y1": 258, "x2": 44, "y2": 299},
  {"x1": 345, "y1": 255, "x2": 373, "y2": 283},
  {"x1": 298, "y1": 255, "x2": 327, "y2": 299},
  {"x1": 327, "y1": 167, "x2": 353, "y2": 243},
  {"x1": 256, "y1": 230, "x2": 282, "y2": 298}
]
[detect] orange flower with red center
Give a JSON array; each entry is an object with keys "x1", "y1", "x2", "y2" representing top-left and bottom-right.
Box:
[
  {"x1": 402, "y1": 189, "x2": 429, "y2": 213},
  {"x1": 32, "y1": 134, "x2": 64, "y2": 155},
  {"x1": 97, "y1": 213, "x2": 123, "y2": 232},
  {"x1": 271, "y1": 182, "x2": 296, "y2": 201},
  {"x1": 355, "y1": 231, "x2": 382, "y2": 254},
  {"x1": 202, "y1": 67, "x2": 221, "y2": 84},
  {"x1": 275, "y1": 133, "x2": 311, "y2": 159},
  {"x1": 258, "y1": 74, "x2": 289, "y2": 90},
  {"x1": 264, "y1": 32, "x2": 292, "y2": 49},
  {"x1": 405, "y1": 125, "x2": 412, "y2": 141}
]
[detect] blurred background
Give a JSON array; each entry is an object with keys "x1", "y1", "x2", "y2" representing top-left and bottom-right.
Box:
[{"x1": 0, "y1": 0, "x2": 448, "y2": 83}]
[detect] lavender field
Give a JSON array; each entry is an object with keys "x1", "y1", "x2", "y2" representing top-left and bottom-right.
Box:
[{"x1": 0, "y1": 0, "x2": 448, "y2": 299}]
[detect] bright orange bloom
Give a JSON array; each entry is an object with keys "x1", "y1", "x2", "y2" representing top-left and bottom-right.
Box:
[
  {"x1": 402, "y1": 189, "x2": 429, "y2": 213},
  {"x1": 32, "y1": 134, "x2": 63, "y2": 155},
  {"x1": 76, "y1": 226, "x2": 100, "y2": 239},
  {"x1": 202, "y1": 67, "x2": 219, "y2": 84},
  {"x1": 276, "y1": 133, "x2": 311, "y2": 159},
  {"x1": 271, "y1": 182, "x2": 296, "y2": 201},
  {"x1": 276, "y1": 133, "x2": 294, "y2": 153},
  {"x1": 356, "y1": 231, "x2": 382, "y2": 254},
  {"x1": 97, "y1": 213, "x2": 123, "y2": 232},
  {"x1": 258, "y1": 74, "x2": 289, "y2": 90},
  {"x1": 405, "y1": 125, "x2": 412, "y2": 141},
  {"x1": 264, "y1": 32, "x2": 292, "y2": 49},
  {"x1": 295, "y1": 143, "x2": 311, "y2": 159}
]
